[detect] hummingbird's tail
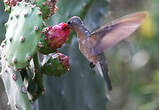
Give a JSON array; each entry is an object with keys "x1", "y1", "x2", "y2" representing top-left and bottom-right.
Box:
[{"x1": 96, "y1": 54, "x2": 112, "y2": 91}]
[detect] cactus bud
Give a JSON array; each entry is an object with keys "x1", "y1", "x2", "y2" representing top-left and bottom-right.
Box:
[
  {"x1": 58, "y1": 53, "x2": 70, "y2": 71},
  {"x1": 42, "y1": 53, "x2": 70, "y2": 77}
]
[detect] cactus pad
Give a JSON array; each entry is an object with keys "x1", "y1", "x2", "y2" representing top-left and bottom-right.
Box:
[
  {"x1": 0, "y1": 48, "x2": 33, "y2": 110},
  {"x1": 4, "y1": 1, "x2": 43, "y2": 69}
]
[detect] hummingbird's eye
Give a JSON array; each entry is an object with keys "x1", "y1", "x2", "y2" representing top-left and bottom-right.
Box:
[{"x1": 68, "y1": 21, "x2": 71, "y2": 24}]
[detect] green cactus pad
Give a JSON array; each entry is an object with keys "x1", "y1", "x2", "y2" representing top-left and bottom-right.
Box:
[
  {"x1": 42, "y1": 54, "x2": 67, "y2": 77},
  {"x1": 0, "y1": 48, "x2": 33, "y2": 110},
  {"x1": 21, "y1": 67, "x2": 44, "y2": 101},
  {"x1": 4, "y1": 1, "x2": 43, "y2": 69}
]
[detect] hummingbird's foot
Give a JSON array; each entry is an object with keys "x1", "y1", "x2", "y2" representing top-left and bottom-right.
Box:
[{"x1": 89, "y1": 62, "x2": 95, "y2": 68}]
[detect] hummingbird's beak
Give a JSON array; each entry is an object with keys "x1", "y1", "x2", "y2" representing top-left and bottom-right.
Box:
[{"x1": 63, "y1": 25, "x2": 71, "y2": 30}]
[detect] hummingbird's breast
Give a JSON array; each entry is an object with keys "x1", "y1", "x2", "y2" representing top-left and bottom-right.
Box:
[
  {"x1": 74, "y1": 24, "x2": 98, "y2": 64},
  {"x1": 78, "y1": 38, "x2": 97, "y2": 64}
]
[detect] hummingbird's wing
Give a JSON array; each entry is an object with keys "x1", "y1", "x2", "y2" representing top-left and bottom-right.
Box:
[{"x1": 89, "y1": 11, "x2": 148, "y2": 55}]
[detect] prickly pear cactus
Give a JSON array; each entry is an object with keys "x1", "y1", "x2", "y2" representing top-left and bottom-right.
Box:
[{"x1": 4, "y1": 1, "x2": 43, "y2": 69}]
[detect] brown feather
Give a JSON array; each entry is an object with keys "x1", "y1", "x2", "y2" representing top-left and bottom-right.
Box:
[{"x1": 90, "y1": 11, "x2": 148, "y2": 55}]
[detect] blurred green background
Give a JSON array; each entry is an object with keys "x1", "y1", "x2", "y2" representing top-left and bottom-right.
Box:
[{"x1": 0, "y1": 0, "x2": 159, "y2": 110}]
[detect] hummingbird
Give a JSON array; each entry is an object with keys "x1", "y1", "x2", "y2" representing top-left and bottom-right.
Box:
[{"x1": 66, "y1": 11, "x2": 148, "y2": 91}]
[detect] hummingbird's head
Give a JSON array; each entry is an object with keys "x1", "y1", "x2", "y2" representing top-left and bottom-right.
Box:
[{"x1": 66, "y1": 16, "x2": 83, "y2": 30}]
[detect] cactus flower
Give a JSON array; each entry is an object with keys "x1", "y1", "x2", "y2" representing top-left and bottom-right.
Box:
[{"x1": 44, "y1": 22, "x2": 70, "y2": 50}]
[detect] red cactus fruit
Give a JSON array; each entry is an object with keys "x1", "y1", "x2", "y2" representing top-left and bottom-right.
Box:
[
  {"x1": 44, "y1": 22, "x2": 70, "y2": 50},
  {"x1": 4, "y1": 0, "x2": 22, "y2": 7},
  {"x1": 58, "y1": 53, "x2": 70, "y2": 71}
]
